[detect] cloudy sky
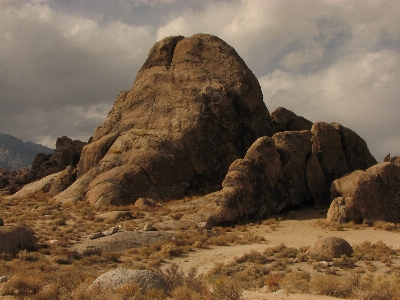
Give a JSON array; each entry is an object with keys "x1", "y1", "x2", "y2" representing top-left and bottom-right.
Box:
[{"x1": 1, "y1": 0, "x2": 399, "y2": 161}]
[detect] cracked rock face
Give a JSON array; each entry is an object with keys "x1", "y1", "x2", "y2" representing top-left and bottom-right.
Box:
[{"x1": 54, "y1": 34, "x2": 275, "y2": 206}]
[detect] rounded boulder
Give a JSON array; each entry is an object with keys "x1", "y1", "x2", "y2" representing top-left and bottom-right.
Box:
[
  {"x1": 306, "y1": 237, "x2": 353, "y2": 261},
  {"x1": 89, "y1": 268, "x2": 166, "y2": 293}
]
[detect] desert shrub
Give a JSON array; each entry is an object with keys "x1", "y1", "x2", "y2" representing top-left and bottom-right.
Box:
[
  {"x1": 18, "y1": 250, "x2": 40, "y2": 262},
  {"x1": 101, "y1": 251, "x2": 122, "y2": 263},
  {"x1": 310, "y1": 274, "x2": 354, "y2": 298},
  {"x1": 279, "y1": 271, "x2": 310, "y2": 293},
  {"x1": 158, "y1": 263, "x2": 186, "y2": 292},
  {"x1": 53, "y1": 256, "x2": 72, "y2": 265},
  {"x1": 158, "y1": 266, "x2": 187, "y2": 296},
  {"x1": 160, "y1": 244, "x2": 184, "y2": 257},
  {"x1": 1, "y1": 275, "x2": 42, "y2": 296},
  {"x1": 353, "y1": 240, "x2": 398, "y2": 263},
  {"x1": 356, "y1": 273, "x2": 400, "y2": 300},
  {"x1": 114, "y1": 283, "x2": 140, "y2": 298},
  {"x1": 235, "y1": 250, "x2": 269, "y2": 264},
  {"x1": 263, "y1": 243, "x2": 299, "y2": 260},
  {"x1": 265, "y1": 273, "x2": 285, "y2": 292},
  {"x1": 142, "y1": 287, "x2": 166, "y2": 300},
  {"x1": 234, "y1": 264, "x2": 270, "y2": 289},
  {"x1": 171, "y1": 285, "x2": 203, "y2": 300},
  {"x1": 212, "y1": 278, "x2": 243, "y2": 300},
  {"x1": 373, "y1": 221, "x2": 399, "y2": 232},
  {"x1": 332, "y1": 254, "x2": 356, "y2": 269}
]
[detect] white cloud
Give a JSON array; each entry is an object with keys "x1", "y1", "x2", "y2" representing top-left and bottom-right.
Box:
[
  {"x1": 1, "y1": 0, "x2": 399, "y2": 162},
  {"x1": 260, "y1": 49, "x2": 400, "y2": 160}
]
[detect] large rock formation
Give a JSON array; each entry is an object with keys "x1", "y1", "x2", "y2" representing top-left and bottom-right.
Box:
[
  {"x1": 178, "y1": 121, "x2": 376, "y2": 228},
  {"x1": 327, "y1": 162, "x2": 400, "y2": 224},
  {"x1": 27, "y1": 136, "x2": 86, "y2": 182},
  {"x1": 54, "y1": 34, "x2": 275, "y2": 206},
  {"x1": 8, "y1": 166, "x2": 77, "y2": 200}
]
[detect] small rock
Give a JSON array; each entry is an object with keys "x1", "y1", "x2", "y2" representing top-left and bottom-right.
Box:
[
  {"x1": 135, "y1": 198, "x2": 156, "y2": 211},
  {"x1": 89, "y1": 231, "x2": 105, "y2": 240},
  {"x1": 49, "y1": 239, "x2": 58, "y2": 245},
  {"x1": 0, "y1": 275, "x2": 7, "y2": 283},
  {"x1": 143, "y1": 222, "x2": 156, "y2": 231},
  {"x1": 102, "y1": 226, "x2": 119, "y2": 236},
  {"x1": 97, "y1": 211, "x2": 133, "y2": 221},
  {"x1": 198, "y1": 222, "x2": 212, "y2": 230}
]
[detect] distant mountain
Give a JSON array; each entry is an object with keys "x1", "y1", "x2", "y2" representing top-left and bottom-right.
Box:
[{"x1": 0, "y1": 133, "x2": 53, "y2": 170}]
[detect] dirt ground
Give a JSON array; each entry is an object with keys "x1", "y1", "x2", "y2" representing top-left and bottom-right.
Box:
[{"x1": 163, "y1": 206, "x2": 400, "y2": 299}]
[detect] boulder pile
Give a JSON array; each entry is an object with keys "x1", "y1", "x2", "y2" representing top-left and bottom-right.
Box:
[
  {"x1": 11, "y1": 33, "x2": 397, "y2": 226},
  {"x1": 327, "y1": 162, "x2": 400, "y2": 224},
  {"x1": 54, "y1": 34, "x2": 275, "y2": 206}
]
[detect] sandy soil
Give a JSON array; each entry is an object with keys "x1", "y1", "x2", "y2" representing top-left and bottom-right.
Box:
[{"x1": 163, "y1": 206, "x2": 400, "y2": 300}]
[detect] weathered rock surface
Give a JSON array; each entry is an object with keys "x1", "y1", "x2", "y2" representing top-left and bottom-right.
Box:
[
  {"x1": 306, "y1": 237, "x2": 353, "y2": 261},
  {"x1": 72, "y1": 231, "x2": 174, "y2": 253},
  {"x1": 390, "y1": 156, "x2": 400, "y2": 166},
  {"x1": 182, "y1": 131, "x2": 313, "y2": 226},
  {"x1": 0, "y1": 226, "x2": 37, "y2": 254},
  {"x1": 54, "y1": 34, "x2": 275, "y2": 206},
  {"x1": 327, "y1": 162, "x2": 400, "y2": 224},
  {"x1": 271, "y1": 107, "x2": 313, "y2": 132},
  {"x1": 0, "y1": 168, "x2": 30, "y2": 194},
  {"x1": 308, "y1": 122, "x2": 377, "y2": 206},
  {"x1": 27, "y1": 136, "x2": 86, "y2": 182},
  {"x1": 8, "y1": 166, "x2": 77, "y2": 200},
  {"x1": 96, "y1": 211, "x2": 133, "y2": 221},
  {"x1": 0, "y1": 218, "x2": 4, "y2": 226},
  {"x1": 90, "y1": 268, "x2": 166, "y2": 293},
  {"x1": 178, "y1": 121, "x2": 376, "y2": 227},
  {"x1": 134, "y1": 198, "x2": 156, "y2": 211}
]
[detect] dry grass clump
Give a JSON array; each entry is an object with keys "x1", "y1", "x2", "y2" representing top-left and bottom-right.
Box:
[
  {"x1": 279, "y1": 271, "x2": 310, "y2": 293},
  {"x1": 373, "y1": 221, "x2": 399, "y2": 232},
  {"x1": 355, "y1": 273, "x2": 400, "y2": 300},
  {"x1": 310, "y1": 274, "x2": 355, "y2": 298},
  {"x1": 353, "y1": 240, "x2": 398, "y2": 264},
  {"x1": 156, "y1": 263, "x2": 243, "y2": 300}
]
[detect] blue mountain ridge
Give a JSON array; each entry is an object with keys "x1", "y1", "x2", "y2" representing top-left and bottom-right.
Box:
[{"x1": 0, "y1": 132, "x2": 53, "y2": 170}]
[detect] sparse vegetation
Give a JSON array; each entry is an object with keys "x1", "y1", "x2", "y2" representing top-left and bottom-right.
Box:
[{"x1": 1, "y1": 193, "x2": 400, "y2": 299}]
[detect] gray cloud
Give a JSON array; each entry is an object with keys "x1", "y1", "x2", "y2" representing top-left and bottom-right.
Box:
[{"x1": 0, "y1": 0, "x2": 399, "y2": 161}]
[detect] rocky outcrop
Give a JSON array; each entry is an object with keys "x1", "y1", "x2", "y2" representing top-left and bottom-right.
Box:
[
  {"x1": 306, "y1": 237, "x2": 353, "y2": 261},
  {"x1": 271, "y1": 107, "x2": 312, "y2": 133},
  {"x1": 8, "y1": 166, "x2": 77, "y2": 199},
  {"x1": 384, "y1": 154, "x2": 400, "y2": 166},
  {"x1": 178, "y1": 121, "x2": 376, "y2": 227},
  {"x1": 308, "y1": 122, "x2": 377, "y2": 206},
  {"x1": 54, "y1": 34, "x2": 275, "y2": 206},
  {"x1": 0, "y1": 168, "x2": 30, "y2": 194},
  {"x1": 0, "y1": 226, "x2": 37, "y2": 254},
  {"x1": 181, "y1": 132, "x2": 312, "y2": 226},
  {"x1": 327, "y1": 162, "x2": 400, "y2": 224},
  {"x1": 27, "y1": 136, "x2": 86, "y2": 182},
  {"x1": 72, "y1": 231, "x2": 174, "y2": 253},
  {"x1": 90, "y1": 268, "x2": 166, "y2": 293}
]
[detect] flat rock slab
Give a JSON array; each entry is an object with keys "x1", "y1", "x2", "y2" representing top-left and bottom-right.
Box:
[{"x1": 72, "y1": 231, "x2": 174, "y2": 253}]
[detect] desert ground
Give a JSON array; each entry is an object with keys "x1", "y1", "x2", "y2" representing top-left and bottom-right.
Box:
[{"x1": 0, "y1": 193, "x2": 399, "y2": 299}]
